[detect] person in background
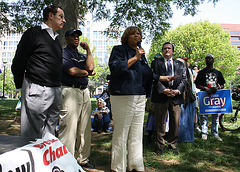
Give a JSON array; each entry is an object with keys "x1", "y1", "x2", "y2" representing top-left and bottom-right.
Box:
[
  {"x1": 151, "y1": 42, "x2": 187, "y2": 155},
  {"x1": 99, "y1": 75, "x2": 112, "y2": 120},
  {"x1": 109, "y1": 26, "x2": 171, "y2": 172},
  {"x1": 58, "y1": 29, "x2": 96, "y2": 170},
  {"x1": 11, "y1": 5, "x2": 66, "y2": 138},
  {"x1": 192, "y1": 65, "x2": 201, "y2": 133},
  {"x1": 195, "y1": 54, "x2": 225, "y2": 142},
  {"x1": 178, "y1": 57, "x2": 196, "y2": 143},
  {"x1": 92, "y1": 98, "x2": 111, "y2": 133}
]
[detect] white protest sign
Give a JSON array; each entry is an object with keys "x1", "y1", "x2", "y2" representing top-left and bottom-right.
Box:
[{"x1": 0, "y1": 132, "x2": 85, "y2": 172}]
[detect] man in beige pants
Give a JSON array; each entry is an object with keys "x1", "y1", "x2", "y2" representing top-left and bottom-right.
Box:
[{"x1": 58, "y1": 29, "x2": 95, "y2": 170}]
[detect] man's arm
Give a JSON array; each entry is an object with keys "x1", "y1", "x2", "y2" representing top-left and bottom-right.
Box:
[
  {"x1": 67, "y1": 67, "x2": 89, "y2": 77},
  {"x1": 173, "y1": 62, "x2": 187, "y2": 96},
  {"x1": 11, "y1": 28, "x2": 35, "y2": 89},
  {"x1": 80, "y1": 42, "x2": 94, "y2": 72}
]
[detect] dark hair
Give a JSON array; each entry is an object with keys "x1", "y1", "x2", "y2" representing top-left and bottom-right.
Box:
[
  {"x1": 43, "y1": 5, "x2": 62, "y2": 22},
  {"x1": 121, "y1": 26, "x2": 142, "y2": 45},
  {"x1": 192, "y1": 65, "x2": 199, "y2": 70},
  {"x1": 162, "y1": 42, "x2": 174, "y2": 52}
]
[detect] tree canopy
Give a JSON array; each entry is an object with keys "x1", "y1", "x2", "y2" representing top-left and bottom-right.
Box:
[
  {"x1": 148, "y1": 20, "x2": 240, "y2": 87},
  {"x1": 1, "y1": 0, "x2": 219, "y2": 39}
]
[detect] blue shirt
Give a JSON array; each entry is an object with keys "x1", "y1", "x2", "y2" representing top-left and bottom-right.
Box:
[{"x1": 61, "y1": 46, "x2": 88, "y2": 85}]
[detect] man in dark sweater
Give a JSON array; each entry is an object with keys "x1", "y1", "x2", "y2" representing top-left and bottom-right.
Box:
[{"x1": 11, "y1": 5, "x2": 66, "y2": 138}]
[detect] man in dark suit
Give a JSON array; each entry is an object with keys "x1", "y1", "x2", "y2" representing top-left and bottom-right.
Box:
[{"x1": 151, "y1": 42, "x2": 187, "y2": 155}]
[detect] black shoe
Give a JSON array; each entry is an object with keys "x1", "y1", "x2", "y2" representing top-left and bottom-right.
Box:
[
  {"x1": 97, "y1": 129, "x2": 102, "y2": 134},
  {"x1": 81, "y1": 161, "x2": 95, "y2": 169},
  {"x1": 156, "y1": 149, "x2": 164, "y2": 155},
  {"x1": 170, "y1": 147, "x2": 179, "y2": 154},
  {"x1": 104, "y1": 129, "x2": 110, "y2": 133}
]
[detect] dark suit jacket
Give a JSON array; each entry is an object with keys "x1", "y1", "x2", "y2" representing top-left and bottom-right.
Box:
[{"x1": 151, "y1": 57, "x2": 187, "y2": 105}]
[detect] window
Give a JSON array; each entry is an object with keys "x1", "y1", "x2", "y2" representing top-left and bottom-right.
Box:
[
  {"x1": 231, "y1": 42, "x2": 240, "y2": 45},
  {"x1": 2, "y1": 52, "x2": 6, "y2": 57},
  {"x1": 98, "y1": 52, "x2": 103, "y2": 57},
  {"x1": 230, "y1": 31, "x2": 240, "y2": 35},
  {"x1": 231, "y1": 36, "x2": 240, "y2": 40},
  {"x1": 98, "y1": 40, "x2": 102, "y2": 45},
  {"x1": 93, "y1": 41, "x2": 97, "y2": 45}
]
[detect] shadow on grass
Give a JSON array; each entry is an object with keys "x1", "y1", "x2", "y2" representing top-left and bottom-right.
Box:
[
  {"x1": 143, "y1": 131, "x2": 240, "y2": 172},
  {"x1": 1, "y1": 99, "x2": 239, "y2": 172}
]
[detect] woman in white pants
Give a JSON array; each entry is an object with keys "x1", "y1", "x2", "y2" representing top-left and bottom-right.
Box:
[{"x1": 109, "y1": 26, "x2": 171, "y2": 172}]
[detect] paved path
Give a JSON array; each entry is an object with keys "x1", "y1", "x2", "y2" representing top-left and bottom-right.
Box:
[{"x1": 0, "y1": 134, "x2": 35, "y2": 154}]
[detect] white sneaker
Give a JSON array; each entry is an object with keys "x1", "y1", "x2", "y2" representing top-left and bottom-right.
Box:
[
  {"x1": 213, "y1": 135, "x2": 223, "y2": 142},
  {"x1": 202, "y1": 134, "x2": 207, "y2": 140},
  {"x1": 195, "y1": 127, "x2": 201, "y2": 133}
]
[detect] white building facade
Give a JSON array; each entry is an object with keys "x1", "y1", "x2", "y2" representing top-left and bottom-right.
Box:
[{"x1": 0, "y1": 13, "x2": 121, "y2": 69}]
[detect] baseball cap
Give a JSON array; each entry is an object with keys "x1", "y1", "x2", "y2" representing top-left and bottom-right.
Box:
[
  {"x1": 65, "y1": 29, "x2": 82, "y2": 37},
  {"x1": 182, "y1": 57, "x2": 188, "y2": 61},
  {"x1": 205, "y1": 54, "x2": 214, "y2": 59}
]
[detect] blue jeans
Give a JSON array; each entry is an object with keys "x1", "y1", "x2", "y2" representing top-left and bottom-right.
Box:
[{"x1": 201, "y1": 114, "x2": 219, "y2": 136}]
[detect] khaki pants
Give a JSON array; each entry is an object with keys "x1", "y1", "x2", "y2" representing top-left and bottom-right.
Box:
[
  {"x1": 58, "y1": 86, "x2": 91, "y2": 164},
  {"x1": 110, "y1": 95, "x2": 145, "y2": 172}
]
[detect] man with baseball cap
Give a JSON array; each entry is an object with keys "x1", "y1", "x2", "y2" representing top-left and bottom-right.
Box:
[
  {"x1": 58, "y1": 29, "x2": 96, "y2": 170},
  {"x1": 195, "y1": 54, "x2": 225, "y2": 142}
]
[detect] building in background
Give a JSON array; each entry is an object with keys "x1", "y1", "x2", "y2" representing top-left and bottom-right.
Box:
[
  {"x1": 0, "y1": 13, "x2": 121, "y2": 69},
  {"x1": 2, "y1": 22, "x2": 239, "y2": 69},
  {"x1": 220, "y1": 23, "x2": 240, "y2": 52},
  {"x1": 78, "y1": 13, "x2": 122, "y2": 66},
  {"x1": 0, "y1": 32, "x2": 21, "y2": 69}
]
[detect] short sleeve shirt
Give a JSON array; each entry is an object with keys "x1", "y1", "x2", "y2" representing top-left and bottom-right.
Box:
[
  {"x1": 61, "y1": 46, "x2": 88, "y2": 85},
  {"x1": 195, "y1": 68, "x2": 225, "y2": 89}
]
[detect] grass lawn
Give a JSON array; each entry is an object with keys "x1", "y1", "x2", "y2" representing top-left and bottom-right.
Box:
[{"x1": 0, "y1": 99, "x2": 240, "y2": 172}]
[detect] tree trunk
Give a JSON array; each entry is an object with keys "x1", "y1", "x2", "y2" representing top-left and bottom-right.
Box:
[{"x1": 53, "y1": 0, "x2": 79, "y2": 47}]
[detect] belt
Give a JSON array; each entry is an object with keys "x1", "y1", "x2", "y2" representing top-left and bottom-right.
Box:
[{"x1": 62, "y1": 84, "x2": 87, "y2": 89}]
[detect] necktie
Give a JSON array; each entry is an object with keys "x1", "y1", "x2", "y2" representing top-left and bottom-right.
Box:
[{"x1": 167, "y1": 59, "x2": 172, "y2": 76}]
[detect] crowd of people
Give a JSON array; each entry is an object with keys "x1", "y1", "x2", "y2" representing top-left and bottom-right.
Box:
[{"x1": 11, "y1": 5, "x2": 226, "y2": 172}]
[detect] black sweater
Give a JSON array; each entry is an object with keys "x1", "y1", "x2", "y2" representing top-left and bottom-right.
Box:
[{"x1": 11, "y1": 26, "x2": 62, "y2": 89}]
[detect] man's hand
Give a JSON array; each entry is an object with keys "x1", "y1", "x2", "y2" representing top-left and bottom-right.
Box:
[
  {"x1": 163, "y1": 89, "x2": 179, "y2": 97},
  {"x1": 205, "y1": 87, "x2": 213, "y2": 95},
  {"x1": 159, "y1": 76, "x2": 172, "y2": 82},
  {"x1": 211, "y1": 87, "x2": 218, "y2": 94},
  {"x1": 163, "y1": 89, "x2": 173, "y2": 97},
  {"x1": 88, "y1": 70, "x2": 96, "y2": 76},
  {"x1": 80, "y1": 42, "x2": 90, "y2": 50},
  {"x1": 171, "y1": 90, "x2": 180, "y2": 96}
]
